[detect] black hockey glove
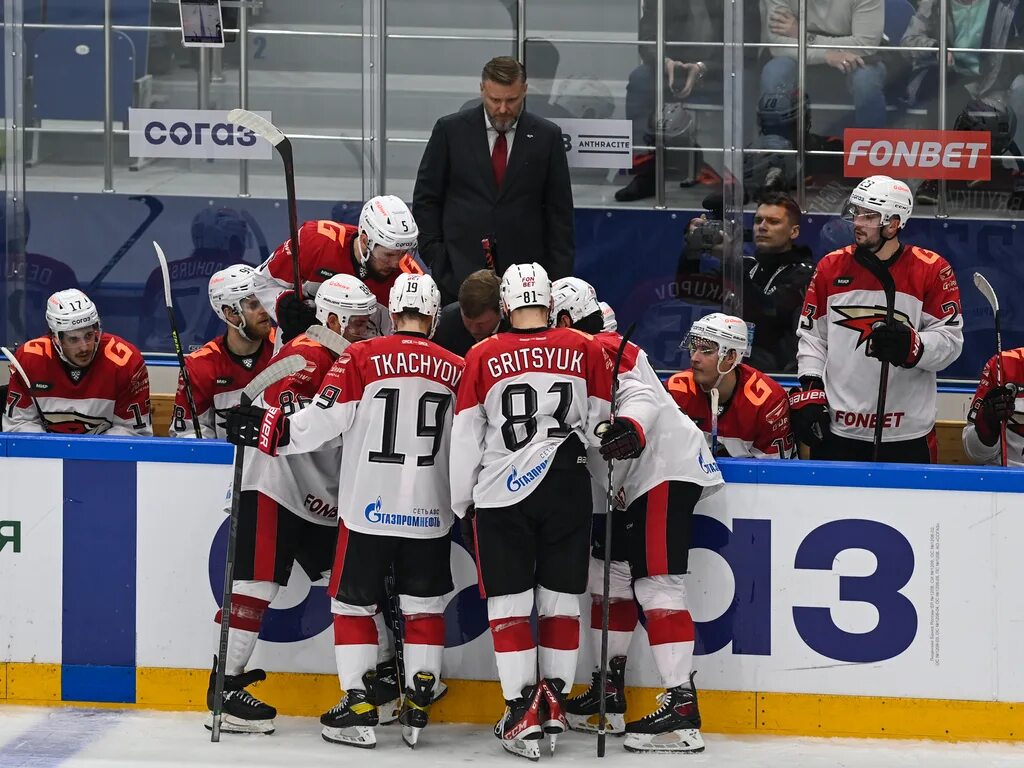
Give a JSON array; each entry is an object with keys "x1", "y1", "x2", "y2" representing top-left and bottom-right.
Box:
[
  {"x1": 459, "y1": 506, "x2": 477, "y2": 559},
  {"x1": 787, "y1": 377, "x2": 830, "y2": 450},
  {"x1": 223, "y1": 405, "x2": 290, "y2": 456},
  {"x1": 866, "y1": 321, "x2": 923, "y2": 368},
  {"x1": 275, "y1": 291, "x2": 318, "y2": 343},
  {"x1": 597, "y1": 418, "x2": 646, "y2": 460},
  {"x1": 974, "y1": 383, "x2": 1019, "y2": 446}
]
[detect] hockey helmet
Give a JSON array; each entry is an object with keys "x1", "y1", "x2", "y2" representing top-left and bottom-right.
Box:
[
  {"x1": 500, "y1": 262, "x2": 552, "y2": 316},
  {"x1": 314, "y1": 273, "x2": 378, "y2": 331},
  {"x1": 357, "y1": 195, "x2": 418, "y2": 268},
  {"x1": 954, "y1": 93, "x2": 1018, "y2": 156},
  {"x1": 551, "y1": 276, "x2": 601, "y2": 326},
  {"x1": 682, "y1": 312, "x2": 749, "y2": 372},
  {"x1": 46, "y1": 288, "x2": 101, "y2": 365},
  {"x1": 600, "y1": 301, "x2": 618, "y2": 332},
  {"x1": 757, "y1": 87, "x2": 810, "y2": 138},
  {"x1": 209, "y1": 264, "x2": 262, "y2": 337},
  {"x1": 845, "y1": 175, "x2": 913, "y2": 229},
  {"x1": 389, "y1": 273, "x2": 442, "y2": 337},
  {"x1": 191, "y1": 207, "x2": 250, "y2": 254}
]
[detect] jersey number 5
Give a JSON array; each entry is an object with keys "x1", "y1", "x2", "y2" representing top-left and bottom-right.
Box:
[{"x1": 369, "y1": 388, "x2": 452, "y2": 467}]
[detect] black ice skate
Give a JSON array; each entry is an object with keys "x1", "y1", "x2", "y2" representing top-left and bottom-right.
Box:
[
  {"x1": 321, "y1": 674, "x2": 380, "y2": 749},
  {"x1": 538, "y1": 678, "x2": 569, "y2": 754},
  {"x1": 205, "y1": 659, "x2": 277, "y2": 735},
  {"x1": 494, "y1": 684, "x2": 544, "y2": 762},
  {"x1": 398, "y1": 671, "x2": 436, "y2": 748},
  {"x1": 370, "y1": 658, "x2": 401, "y2": 724},
  {"x1": 565, "y1": 655, "x2": 627, "y2": 735},
  {"x1": 623, "y1": 671, "x2": 704, "y2": 754}
]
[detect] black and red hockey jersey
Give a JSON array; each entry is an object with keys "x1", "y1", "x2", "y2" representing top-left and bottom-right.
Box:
[
  {"x1": 797, "y1": 244, "x2": 963, "y2": 442},
  {"x1": 962, "y1": 349, "x2": 1024, "y2": 467}
]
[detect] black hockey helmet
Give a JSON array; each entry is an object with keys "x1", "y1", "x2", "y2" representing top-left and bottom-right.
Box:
[
  {"x1": 757, "y1": 87, "x2": 811, "y2": 137},
  {"x1": 954, "y1": 93, "x2": 1018, "y2": 155}
]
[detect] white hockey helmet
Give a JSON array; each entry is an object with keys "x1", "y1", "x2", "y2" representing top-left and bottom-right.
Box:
[
  {"x1": 600, "y1": 301, "x2": 618, "y2": 332},
  {"x1": 358, "y1": 195, "x2": 418, "y2": 267},
  {"x1": 208, "y1": 264, "x2": 261, "y2": 336},
  {"x1": 314, "y1": 272, "x2": 378, "y2": 329},
  {"x1": 846, "y1": 175, "x2": 913, "y2": 229},
  {"x1": 500, "y1": 262, "x2": 552, "y2": 316},
  {"x1": 46, "y1": 289, "x2": 102, "y2": 365},
  {"x1": 682, "y1": 313, "x2": 749, "y2": 372},
  {"x1": 389, "y1": 273, "x2": 442, "y2": 336},
  {"x1": 551, "y1": 277, "x2": 601, "y2": 326}
]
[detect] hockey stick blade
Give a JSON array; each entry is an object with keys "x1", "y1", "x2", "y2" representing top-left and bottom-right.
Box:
[
  {"x1": 227, "y1": 108, "x2": 286, "y2": 147},
  {"x1": 242, "y1": 354, "x2": 305, "y2": 402},
  {"x1": 973, "y1": 272, "x2": 999, "y2": 314},
  {"x1": 153, "y1": 241, "x2": 174, "y2": 310},
  {"x1": 2, "y1": 345, "x2": 32, "y2": 390},
  {"x1": 303, "y1": 325, "x2": 351, "y2": 357}
]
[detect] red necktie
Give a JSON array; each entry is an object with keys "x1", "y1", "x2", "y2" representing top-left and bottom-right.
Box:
[{"x1": 492, "y1": 131, "x2": 507, "y2": 187}]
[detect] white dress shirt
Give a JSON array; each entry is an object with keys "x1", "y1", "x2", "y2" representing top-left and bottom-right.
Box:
[{"x1": 484, "y1": 105, "x2": 517, "y2": 159}]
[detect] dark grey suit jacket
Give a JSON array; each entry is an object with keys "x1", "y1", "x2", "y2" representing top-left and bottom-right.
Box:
[{"x1": 412, "y1": 105, "x2": 575, "y2": 303}]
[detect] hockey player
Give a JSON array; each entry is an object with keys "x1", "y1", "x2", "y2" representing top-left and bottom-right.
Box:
[
  {"x1": 3, "y1": 289, "x2": 151, "y2": 435},
  {"x1": 169, "y1": 265, "x2": 274, "y2": 438},
  {"x1": 253, "y1": 195, "x2": 421, "y2": 343},
  {"x1": 962, "y1": 350, "x2": 1024, "y2": 466},
  {"x1": 223, "y1": 274, "x2": 461, "y2": 749},
  {"x1": 550, "y1": 277, "x2": 723, "y2": 754},
  {"x1": 667, "y1": 313, "x2": 795, "y2": 458},
  {"x1": 204, "y1": 273, "x2": 383, "y2": 735},
  {"x1": 793, "y1": 175, "x2": 963, "y2": 462},
  {"x1": 451, "y1": 263, "x2": 626, "y2": 761}
]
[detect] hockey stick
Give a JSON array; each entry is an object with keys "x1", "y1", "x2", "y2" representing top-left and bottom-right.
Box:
[
  {"x1": 227, "y1": 109, "x2": 302, "y2": 299},
  {"x1": 974, "y1": 272, "x2": 1008, "y2": 467},
  {"x1": 88, "y1": 195, "x2": 163, "y2": 291},
  {"x1": 855, "y1": 249, "x2": 897, "y2": 462},
  {"x1": 598, "y1": 321, "x2": 636, "y2": 759},
  {"x1": 481, "y1": 237, "x2": 496, "y2": 272},
  {"x1": 303, "y1": 324, "x2": 351, "y2": 357},
  {"x1": 154, "y1": 241, "x2": 203, "y2": 439},
  {"x1": 211, "y1": 353, "x2": 305, "y2": 742},
  {"x1": 709, "y1": 387, "x2": 720, "y2": 456},
  {"x1": 384, "y1": 564, "x2": 406, "y2": 704},
  {"x1": 1, "y1": 346, "x2": 51, "y2": 431}
]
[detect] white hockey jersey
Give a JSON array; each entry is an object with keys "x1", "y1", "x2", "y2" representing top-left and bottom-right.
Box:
[
  {"x1": 450, "y1": 327, "x2": 613, "y2": 518},
  {"x1": 279, "y1": 332, "x2": 464, "y2": 538},
  {"x1": 797, "y1": 244, "x2": 963, "y2": 442},
  {"x1": 962, "y1": 349, "x2": 1024, "y2": 467},
  {"x1": 590, "y1": 332, "x2": 723, "y2": 508},
  {"x1": 240, "y1": 333, "x2": 342, "y2": 525}
]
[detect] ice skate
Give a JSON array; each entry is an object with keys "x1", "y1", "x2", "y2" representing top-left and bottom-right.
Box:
[
  {"x1": 371, "y1": 659, "x2": 401, "y2": 724},
  {"x1": 565, "y1": 655, "x2": 627, "y2": 735},
  {"x1": 494, "y1": 684, "x2": 544, "y2": 762},
  {"x1": 539, "y1": 678, "x2": 569, "y2": 754},
  {"x1": 398, "y1": 671, "x2": 436, "y2": 748},
  {"x1": 205, "y1": 659, "x2": 276, "y2": 735},
  {"x1": 623, "y1": 672, "x2": 704, "y2": 754},
  {"x1": 320, "y1": 677, "x2": 379, "y2": 749}
]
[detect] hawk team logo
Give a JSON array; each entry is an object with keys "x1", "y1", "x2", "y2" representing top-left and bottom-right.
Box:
[{"x1": 833, "y1": 306, "x2": 911, "y2": 347}]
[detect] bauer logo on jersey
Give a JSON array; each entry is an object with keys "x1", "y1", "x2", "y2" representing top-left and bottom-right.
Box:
[{"x1": 833, "y1": 306, "x2": 912, "y2": 347}]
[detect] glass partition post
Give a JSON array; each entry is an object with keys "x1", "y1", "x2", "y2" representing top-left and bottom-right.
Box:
[
  {"x1": 721, "y1": 0, "x2": 744, "y2": 318},
  {"x1": 795, "y1": 0, "x2": 807, "y2": 210},
  {"x1": 238, "y1": 0, "x2": 250, "y2": 197},
  {"x1": 361, "y1": 0, "x2": 385, "y2": 198},
  {"x1": 516, "y1": 0, "x2": 525, "y2": 63},
  {"x1": 937, "y1": 0, "x2": 949, "y2": 218},
  {"x1": 3, "y1": 0, "x2": 27, "y2": 346},
  {"x1": 653, "y1": 0, "x2": 666, "y2": 209},
  {"x1": 103, "y1": 0, "x2": 114, "y2": 192}
]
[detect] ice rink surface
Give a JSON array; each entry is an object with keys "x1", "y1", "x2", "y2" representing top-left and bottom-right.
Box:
[{"x1": 1, "y1": 706, "x2": 1023, "y2": 768}]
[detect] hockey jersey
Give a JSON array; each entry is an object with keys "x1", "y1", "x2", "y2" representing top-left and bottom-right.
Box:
[
  {"x1": 240, "y1": 333, "x2": 343, "y2": 525},
  {"x1": 252, "y1": 219, "x2": 420, "y2": 331},
  {"x1": 666, "y1": 364, "x2": 795, "y2": 459},
  {"x1": 3, "y1": 333, "x2": 151, "y2": 435},
  {"x1": 450, "y1": 328, "x2": 613, "y2": 518},
  {"x1": 279, "y1": 332, "x2": 464, "y2": 538},
  {"x1": 169, "y1": 335, "x2": 274, "y2": 438},
  {"x1": 797, "y1": 244, "x2": 963, "y2": 442},
  {"x1": 962, "y1": 349, "x2": 1024, "y2": 467}
]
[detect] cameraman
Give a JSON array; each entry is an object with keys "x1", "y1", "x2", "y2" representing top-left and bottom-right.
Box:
[{"x1": 678, "y1": 191, "x2": 815, "y2": 373}]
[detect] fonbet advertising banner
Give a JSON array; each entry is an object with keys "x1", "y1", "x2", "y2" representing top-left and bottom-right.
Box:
[{"x1": 844, "y1": 129, "x2": 992, "y2": 181}]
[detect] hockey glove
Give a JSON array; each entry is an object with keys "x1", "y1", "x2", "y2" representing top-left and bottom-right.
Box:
[
  {"x1": 459, "y1": 505, "x2": 477, "y2": 559},
  {"x1": 974, "y1": 383, "x2": 1019, "y2": 446},
  {"x1": 597, "y1": 418, "x2": 646, "y2": 460},
  {"x1": 866, "y1": 321, "x2": 923, "y2": 368},
  {"x1": 788, "y1": 378, "x2": 830, "y2": 449},
  {"x1": 275, "y1": 291, "x2": 318, "y2": 343},
  {"x1": 223, "y1": 405, "x2": 290, "y2": 456}
]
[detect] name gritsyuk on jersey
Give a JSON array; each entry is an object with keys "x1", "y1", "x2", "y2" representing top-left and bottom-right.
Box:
[{"x1": 485, "y1": 345, "x2": 585, "y2": 378}]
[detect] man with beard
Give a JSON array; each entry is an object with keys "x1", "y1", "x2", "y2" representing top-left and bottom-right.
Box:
[
  {"x1": 252, "y1": 195, "x2": 422, "y2": 344},
  {"x1": 413, "y1": 56, "x2": 575, "y2": 305}
]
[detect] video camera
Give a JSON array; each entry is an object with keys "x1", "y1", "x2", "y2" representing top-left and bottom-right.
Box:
[{"x1": 685, "y1": 193, "x2": 753, "y2": 253}]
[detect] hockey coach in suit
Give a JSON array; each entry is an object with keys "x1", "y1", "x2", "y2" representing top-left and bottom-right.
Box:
[{"x1": 413, "y1": 55, "x2": 575, "y2": 305}]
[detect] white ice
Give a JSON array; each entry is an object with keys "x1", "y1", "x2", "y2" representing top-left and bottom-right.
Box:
[{"x1": 1, "y1": 706, "x2": 1022, "y2": 768}]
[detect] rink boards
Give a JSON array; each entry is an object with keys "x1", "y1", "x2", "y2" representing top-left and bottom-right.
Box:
[{"x1": 1, "y1": 433, "x2": 1023, "y2": 741}]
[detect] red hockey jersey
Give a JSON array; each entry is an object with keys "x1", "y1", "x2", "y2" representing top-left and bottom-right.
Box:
[
  {"x1": 666, "y1": 364, "x2": 795, "y2": 458},
  {"x1": 962, "y1": 349, "x2": 1024, "y2": 467},
  {"x1": 169, "y1": 335, "x2": 274, "y2": 438},
  {"x1": 280, "y1": 332, "x2": 464, "y2": 538},
  {"x1": 240, "y1": 333, "x2": 343, "y2": 524},
  {"x1": 797, "y1": 244, "x2": 963, "y2": 442},
  {"x1": 3, "y1": 333, "x2": 151, "y2": 435},
  {"x1": 450, "y1": 328, "x2": 613, "y2": 517}
]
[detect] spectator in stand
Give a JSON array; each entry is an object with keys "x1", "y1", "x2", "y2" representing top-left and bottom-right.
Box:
[{"x1": 431, "y1": 269, "x2": 508, "y2": 358}]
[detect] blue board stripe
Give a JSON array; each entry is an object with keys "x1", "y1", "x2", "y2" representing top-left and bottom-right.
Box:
[
  {"x1": 60, "y1": 665, "x2": 136, "y2": 704},
  {"x1": 6, "y1": 433, "x2": 234, "y2": 465},
  {"x1": 62, "y1": 459, "x2": 137, "y2": 703}
]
